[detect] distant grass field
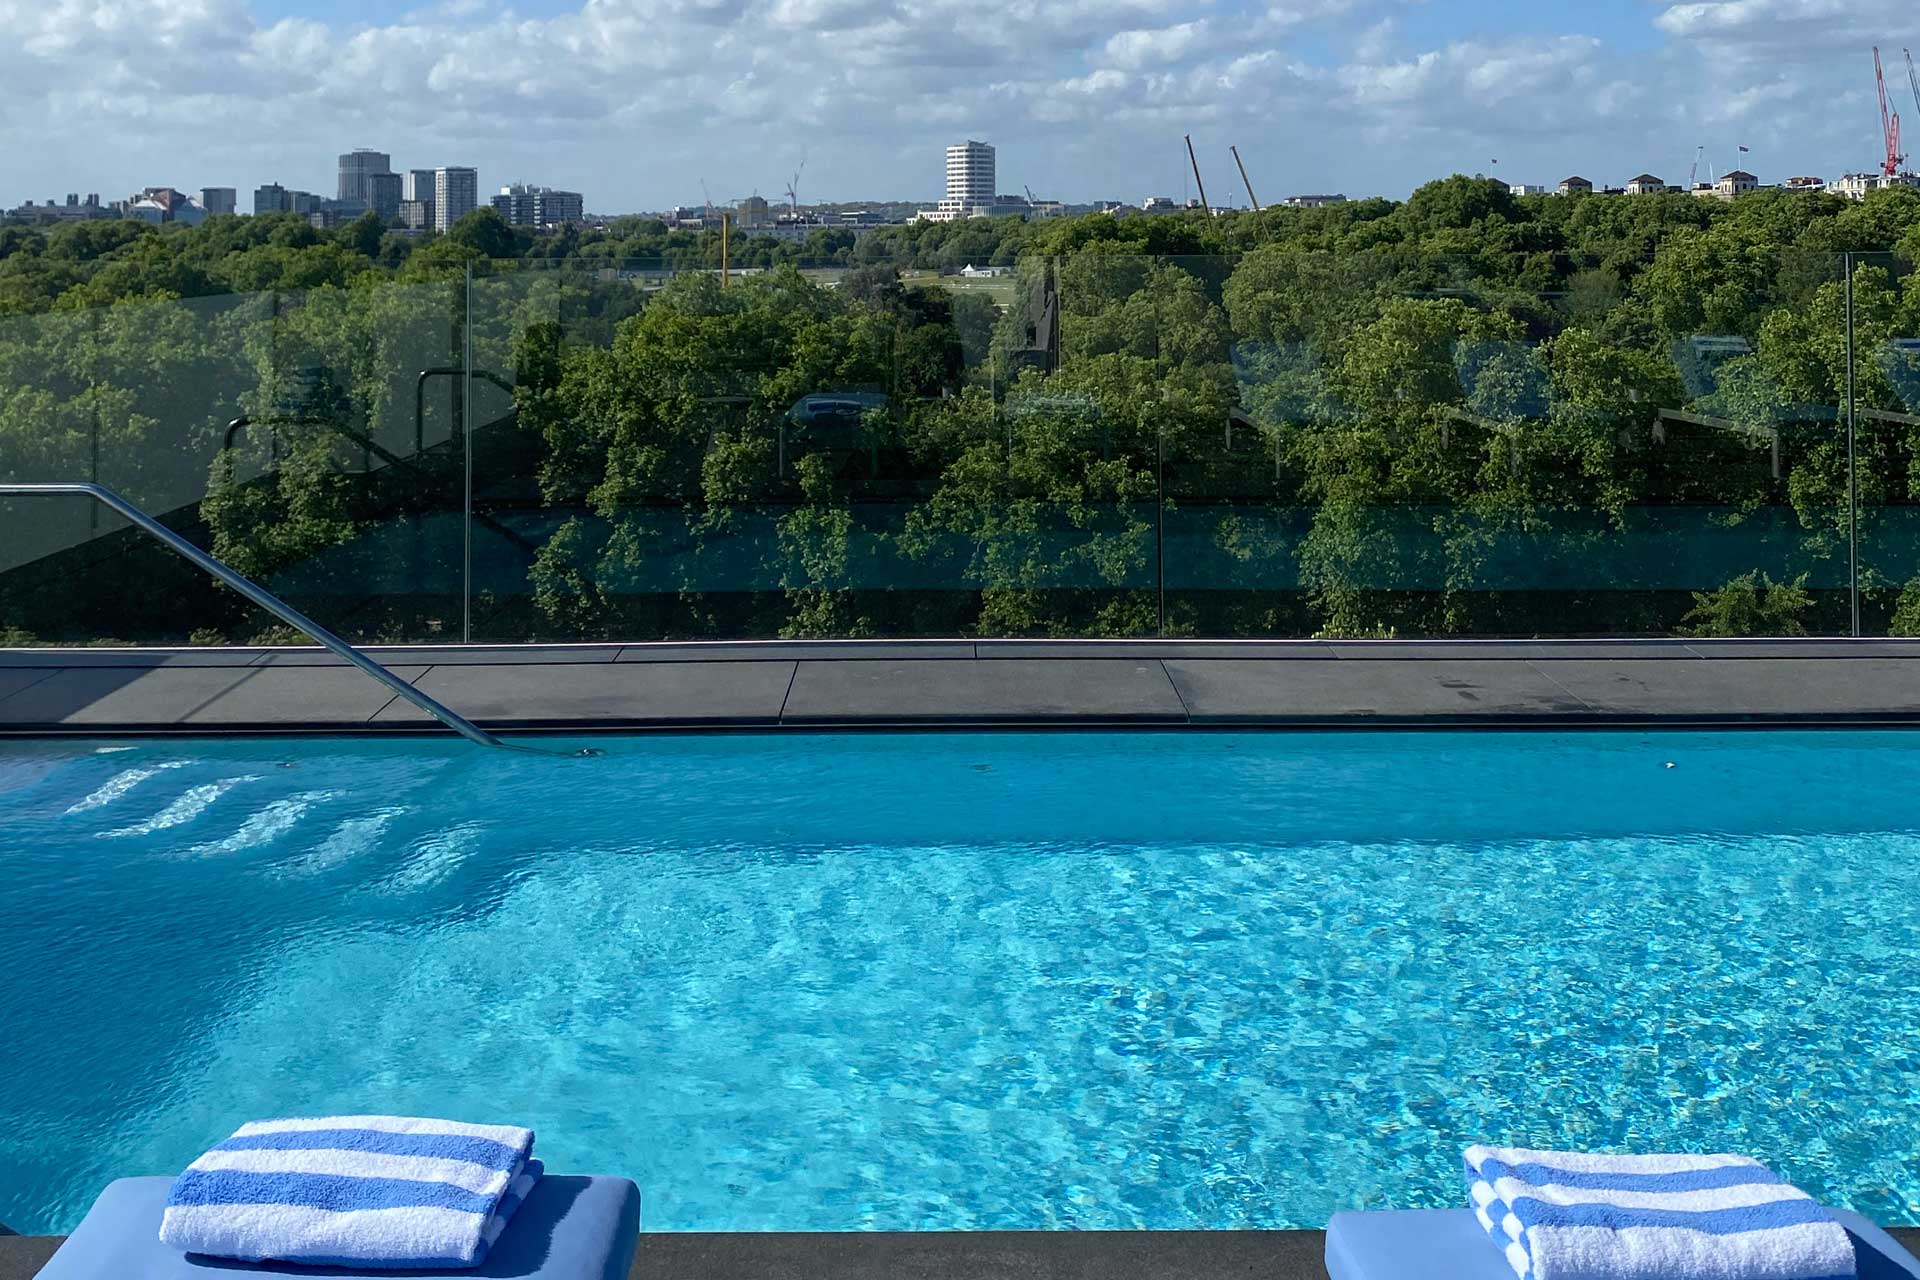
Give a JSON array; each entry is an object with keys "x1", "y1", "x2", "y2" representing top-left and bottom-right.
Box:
[{"x1": 902, "y1": 270, "x2": 1019, "y2": 308}]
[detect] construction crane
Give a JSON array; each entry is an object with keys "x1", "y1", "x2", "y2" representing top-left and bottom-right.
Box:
[
  {"x1": 701, "y1": 178, "x2": 714, "y2": 223},
  {"x1": 1184, "y1": 134, "x2": 1212, "y2": 216},
  {"x1": 1231, "y1": 145, "x2": 1262, "y2": 212},
  {"x1": 1875, "y1": 47, "x2": 1905, "y2": 178},
  {"x1": 1907, "y1": 50, "x2": 1920, "y2": 157},
  {"x1": 785, "y1": 152, "x2": 807, "y2": 217}
]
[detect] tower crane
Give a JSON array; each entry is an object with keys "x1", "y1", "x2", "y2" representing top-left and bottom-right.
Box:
[
  {"x1": 1184, "y1": 133, "x2": 1212, "y2": 216},
  {"x1": 1231, "y1": 145, "x2": 1262, "y2": 213},
  {"x1": 785, "y1": 152, "x2": 807, "y2": 217},
  {"x1": 1875, "y1": 47, "x2": 1905, "y2": 178},
  {"x1": 1907, "y1": 49, "x2": 1920, "y2": 162}
]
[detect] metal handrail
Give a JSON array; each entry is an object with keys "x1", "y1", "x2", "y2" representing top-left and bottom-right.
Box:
[
  {"x1": 416, "y1": 367, "x2": 516, "y2": 458},
  {"x1": 222, "y1": 415, "x2": 542, "y2": 555},
  {"x1": 225, "y1": 414, "x2": 397, "y2": 466},
  {"x1": 0, "y1": 482, "x2": 511, "y2": 750}
]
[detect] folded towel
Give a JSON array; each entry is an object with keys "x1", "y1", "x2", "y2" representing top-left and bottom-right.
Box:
[
  {"x1": 159, "y1": 1116, "x2": 540, "y2": 1270},
  {"x1": 1463, "y1": 1146, "x2": 1855, "y2": 1280}
]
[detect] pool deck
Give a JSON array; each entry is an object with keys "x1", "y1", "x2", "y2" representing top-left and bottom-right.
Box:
[
  {"x1": 6, "y1": 638, "x2": 1920, "y2": 734},
  {"x1": 3, "y1": 1225, "x2": 1917, "y2": 1279},
  {"x1": 0, "y1": 1231, "x2": 1319, "y2": 1279},
  {"x1": 0, "y1": 1230, "x2": 1323, "y2": 1279}
]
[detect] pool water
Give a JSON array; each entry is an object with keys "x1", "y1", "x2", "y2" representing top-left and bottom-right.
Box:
[{"x1": 3, "y1": 730, "x2": 1920, "y2": 1235}]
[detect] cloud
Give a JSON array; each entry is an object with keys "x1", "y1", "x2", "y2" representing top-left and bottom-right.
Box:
[
  {"x1": 1335, "y1": 34, "x2": 1617, "y2": 139},
  {"x1": 0, "y1": 0, "x2": 1901, "y2": 212},
  {"x1": 1103, "y1": 21, "x2": 1215, "y2": 70},
  {"x1": 1653, "y1": 0, "x2": 1912, "y2": 50}
]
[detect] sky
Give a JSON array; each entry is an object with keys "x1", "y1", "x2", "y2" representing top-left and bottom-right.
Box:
[{"x1": 2, "y1": 0, "x2": 1917, "y2": 213}]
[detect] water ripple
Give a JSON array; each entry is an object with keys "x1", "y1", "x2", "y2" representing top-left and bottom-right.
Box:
[
  {"x1": 98, "y1": 776, "x2": 261, "y2": 838},
  {"x1": 64, "y1": 763, "x2": 186, "y2": 815}
]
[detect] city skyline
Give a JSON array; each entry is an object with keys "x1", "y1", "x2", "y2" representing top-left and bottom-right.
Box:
[{"x1": 0, "y1": 1, "x2": 1917, "y2": 211}]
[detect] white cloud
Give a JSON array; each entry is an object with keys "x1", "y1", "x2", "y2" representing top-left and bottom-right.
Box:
[
  {"x1": 0, "y1": 0, "x2": 1903, "y2": 212},
  {"x1": 1653, "y1": 0, "x2": 1912, "y2": 50},
  {"x1": 1103, "y1": 21, "x2": 1214, "y2": 71}
]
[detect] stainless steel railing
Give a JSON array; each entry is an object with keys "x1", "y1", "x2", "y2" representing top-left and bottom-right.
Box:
[{"x1": 0, "y1": 482, "x2": 511, "y2": 750}]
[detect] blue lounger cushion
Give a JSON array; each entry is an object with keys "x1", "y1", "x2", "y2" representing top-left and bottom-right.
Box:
[
  {"x1": 1326, "y1": 1208, "x2": 1920, "y2": 1280},
  {"x1": 37, "y1": 1174, "x2": 640, "y2": 1279}
]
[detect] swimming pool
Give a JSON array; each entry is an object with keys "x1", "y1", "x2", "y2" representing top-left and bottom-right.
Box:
[{"x1": 3, "y1": 730, "x2": 1918, "y2": 1235}]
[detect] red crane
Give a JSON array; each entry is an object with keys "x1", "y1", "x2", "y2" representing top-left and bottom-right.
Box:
[{"x1": 1876, "y1": 47, "x2": 1905, "y2": 178}]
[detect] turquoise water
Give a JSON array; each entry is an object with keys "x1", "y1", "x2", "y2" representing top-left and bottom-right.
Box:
[{"x1": 3, "y1": 730, "x2": 1920, "y2": 1235}]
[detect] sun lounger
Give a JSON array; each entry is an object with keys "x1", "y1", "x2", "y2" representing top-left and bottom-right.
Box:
[
  {"x1": 1326, "y1": 1207, "x2": 1920, "y2": 1280},
  {"x1": 34, "y1": 1173, "x2": 639, "y2": 1279}
]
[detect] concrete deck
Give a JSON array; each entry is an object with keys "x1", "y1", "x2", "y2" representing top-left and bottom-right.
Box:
[
  {"x1": 0, "y1": 1231, "x2": 1316, "y2": 1280},
  {"x1": 5, "y1": 639, "x2": 1920, "y2": 734},
  {"x1": 4, "y1": 1225, "x2": 1918, "y2": 1279}
]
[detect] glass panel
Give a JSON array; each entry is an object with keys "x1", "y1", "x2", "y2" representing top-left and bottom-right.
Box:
[
  {"x1": 1647, "y1": 249, "x2": 1850, "y2": 638},
  {"x1": 0, "y1": 305, "x2": 105, "y2": 638},
  {"x1": 478, "y1": 259, "x2": 777, "y2": 642},
  {"x1": 1009, "y1": 252, "x2": 1168, "y2": 637},
  {"x1": 464, "y1": 261, "x2": 566, "y2": 642},
  {"x1": 0, "y1": 289, "x2": 286, "y2": 646},
  {"x1": 1168, "y1": 251, "x2": 1368, "y2": 636},
  {"x1": 1159, "y1": 244, "x2": 1852, "y2": 638},
  {"x1": 0, "y1": 273, "x2": 467, "y2": 647},
  {"x1": 0, "y1": 236, "x2": 1881, "y2": 647},
  {"x1": 199, "y1": 279, "x2": 465, "y2": 644},
  {"x1": 479, "y1": 256, "x2": 1049, "y2": 641},
  {"x1": 885, "y1": 258, "x2": 1035, "y2": 636},
  {"x1": 1852, "y1": 249, "x2": 1920, "y2": 637}
]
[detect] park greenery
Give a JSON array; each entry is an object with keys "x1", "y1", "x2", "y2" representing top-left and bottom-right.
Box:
[{"x1": 4, "y1": 175, "x2": 1920, "y2": 644}]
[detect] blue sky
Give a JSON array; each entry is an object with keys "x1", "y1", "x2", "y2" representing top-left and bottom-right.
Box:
[{"x1": 2, "y1": 0, "x2": 1915, "y2": 213}]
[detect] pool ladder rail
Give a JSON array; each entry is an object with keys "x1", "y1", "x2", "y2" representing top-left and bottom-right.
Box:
[{"x1": 0, "y1": 482, "x2": 598, "y2": 757}]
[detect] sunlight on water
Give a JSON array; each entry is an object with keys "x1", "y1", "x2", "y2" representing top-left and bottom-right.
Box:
[{"x1": 4, "y1": 731, "x2": 1920, "y2": 1234}]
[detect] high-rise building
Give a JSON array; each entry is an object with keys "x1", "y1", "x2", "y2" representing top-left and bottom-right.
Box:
[
  {"x1": 338, "y1": 149, "x2": 393, "y2": 204},
  {"x1": 310, "y1": 198, "x2": 369, "y2": 229},
  {"x1": 943, "y1": 141, "x2": 995, "y2": 214},
  {"x1": 404, "y1": 169, "x2": 435, "y2": 202},
  {"x1": 433, "y1": 167, "x2": 478, "y2": 231},
  {"x1": 398, "y1": 199, "x2": 433, "y2": 231},
  {"x1": 200, "y1": 187, "x2": 237, "y2": 216},
  {"x1": 917, "y1": 140, "x2": 1001, "y2": 222},
  {"x1": 738, "y1": 195, "x2": 771, "y2": 227},
  {"x1": 366, "y1": 171, "x2": 403, "y2": 220},
  {"x1": 256, "y1": 182, "x2": 329, "y2": 216},
  {"x1": 535, "y1": 188, "x2": 583, "y2": 226},
  {"x1": 490, "y1": 183, "x2": 585, "y2": 228}
]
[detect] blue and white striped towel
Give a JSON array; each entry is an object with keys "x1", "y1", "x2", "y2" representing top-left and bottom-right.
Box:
[
  {"x1": 159, "y1": 1116, "x2": 540, "y2": 1269},
  {"x1": 1463, "y1": 1147, "x2": 1856, "y2": 1280}
]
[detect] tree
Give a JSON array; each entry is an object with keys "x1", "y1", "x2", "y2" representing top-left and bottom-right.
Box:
[
  {"x1": 1679, "y1": 571, "x2": 1813, "y2": 637},
  {"x1": 447, "y1": 208, "x2": 519, "y2": 261},
  {"x1": 9, "y1": 175, "x2": 1920, "y2": 645}
]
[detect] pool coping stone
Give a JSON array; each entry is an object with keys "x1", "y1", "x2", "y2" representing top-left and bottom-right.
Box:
[
  {"x1": 9, "y1": 640, "x2": 1920, "y2": 732},
  {"x1": 5, "y1": 1226, "x2": 1920, "y2": 1279}
]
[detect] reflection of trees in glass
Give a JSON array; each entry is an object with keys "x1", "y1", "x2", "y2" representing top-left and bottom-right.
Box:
[{"x1": 9, "y1": 186, "x2": 1920, "y2": 642}]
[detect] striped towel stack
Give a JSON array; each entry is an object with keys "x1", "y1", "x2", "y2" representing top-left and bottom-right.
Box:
[
  {"x1": 160, "y1": 1116, "x2": 541, "y2": 1269},
  {"x1": 1463, "y1": 1146, "x2": 1856, "y2": 1280}
]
